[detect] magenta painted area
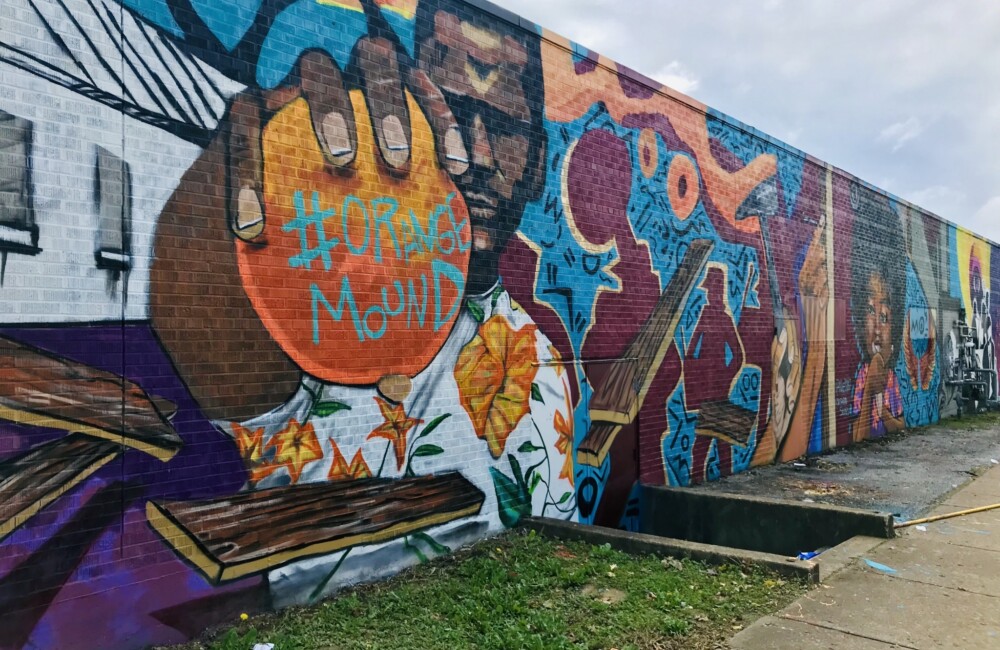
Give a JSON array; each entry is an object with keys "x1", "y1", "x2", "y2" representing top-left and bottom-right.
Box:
[{"x1": 570, "y1": 128, "x2": 663, "y2": 362}]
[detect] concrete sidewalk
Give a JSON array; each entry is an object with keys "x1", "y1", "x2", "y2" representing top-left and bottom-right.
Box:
[{"x1": 731, "y1": 463, "x2": 1000, "y2": 649}]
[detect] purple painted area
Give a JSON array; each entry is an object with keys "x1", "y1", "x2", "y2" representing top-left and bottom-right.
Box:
[
  {"x1": 0, "y1": 421, "x2": 70, "y2": 462},
  {"x1": 616, "y1": 63, "x2": 657, "y2": 100},
  {"x1": 0, "y1": 324, "x2": 257, "y2": 649},
  {"x1": 23, "y1": 503, "x2": 265, "y2": 650},
  {"x1": 709, "y1": 136, "x2": 746, "y2": 173},
  {"x1": 574, "y1": 55, "x2": 598, "y2": 75},
  {"x1": 620, "y1": 113, "x2": 694, "y2": 160},
  {"x1": 0, "y1": 323, "x2": 247, "y2": 499},
  {"x1": 0, "y1": 476, "x2": 115, "y2": 577}
]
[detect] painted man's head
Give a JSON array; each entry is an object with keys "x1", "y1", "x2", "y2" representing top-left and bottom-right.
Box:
[
  {"x1": 415, "y1": 0, "x2": 547, "y2": 294},
  {"x1": 850, "y1": 183, "x2": 905, "y2": 365}
]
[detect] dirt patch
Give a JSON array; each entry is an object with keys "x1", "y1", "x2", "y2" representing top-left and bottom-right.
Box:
[
  {"x1": 698, "y1": 414, "x2": 1000, "y2": 519},
  {"x1": 581, "y1": 584, "x2": 628, "y2": 605}
]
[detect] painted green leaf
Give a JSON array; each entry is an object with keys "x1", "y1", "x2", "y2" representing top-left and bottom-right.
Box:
[
  {"x1": 529, "y1": 471, "x2": 543, "y2": 495},
  {"x1": 518, "y1": 441, "x2": 544, "y2": 453},
  {"x1": 312, "y1": 401, "x2": 352, "y2": 417},
  {"x1": 491, "y1": 285, "x2": 504, "y2": 310},
  {"x1": 413, "y1": 531, "x2": 451, "y2": 555},
  {"x1": 531, "y1": 383, "x2": 544, "y2": 403},
  {"x1": 411, "y1": 444, "x2": 444, "y2": 458},
  {"x1": 508, "y1": 455, "x2": 528, "y2": 492},
  {"x1": 490, "y1": 467, "x2": 531, "y2": 528},
  {"x1": 417, "y1": 413, "x2": 451, "y2": 439},
  {"x1": 467, "y1": 300, "x2": 485, "y2": 322},
  {"x1": 557, "y1": 491, "x2": 573, "y2": 505},
  {"x1": 404, "y1": 537, "x2": 430, "y2": 563}
]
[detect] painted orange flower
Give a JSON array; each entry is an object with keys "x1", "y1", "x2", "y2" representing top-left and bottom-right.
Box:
[
  {"x1": 265, "y1": 419, "x2": 323, "y2": 484},
  {"x1": 553, "y1": 410, "x2": 575, "y2": 487},
  {"x1": 455, "y1": 316, "x2": 539, "y2": 458},
  {"x1": 367, "y1": 397, "x2": 423, "y2": 470},
  {"x1": 232, "y1": 423, "x2": 276, "y2": 484},
  {"x1": 327, "y1": 439, "x2": 372, "y2": 481}
]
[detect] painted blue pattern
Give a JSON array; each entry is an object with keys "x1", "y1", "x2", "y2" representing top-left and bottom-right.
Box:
[
  {"x1": 190, "y1": 0, "x2": 262, "y2": 51},
  {"x1": 119, "y1": 0, "x2": 184, "y2": 37},
  {"x1": 896, "y1": 261, "x2": 941, "y2": 426},
  {"x1": 707, "y1": 109, "x2": 805, "y2": 219}
]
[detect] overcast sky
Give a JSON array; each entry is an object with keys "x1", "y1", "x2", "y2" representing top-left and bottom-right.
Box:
[{"x1": 497, "y1": 0, "x2": 1000, "y2": 242}]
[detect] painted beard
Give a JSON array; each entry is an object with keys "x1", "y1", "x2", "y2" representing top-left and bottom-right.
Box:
[{"x1": 455, "y1": 178, "x2": 527, "y2": 296}]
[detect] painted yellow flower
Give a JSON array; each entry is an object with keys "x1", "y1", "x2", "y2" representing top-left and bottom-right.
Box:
[
  {"x1": 327, "y1": 439, "x2": 372, "y2": 481},
  {"x1": 548, "y1": 344, "x2": 565, "y2": 377},
  {"x1": 232, "y1": 423, "x2": 276, "y2": 485},
  {"x1": 553, "y1": 409, "x2": 574, "y2": 487},
  {"x1": 265, "y1": 419, "x2": 323, "y2": 484},
  {"x1": 367, "y1": 397, "x2": 423, "y2": 470},
  {"x1": 455, "y1": 316, "x2": 539, "y2": 458}
]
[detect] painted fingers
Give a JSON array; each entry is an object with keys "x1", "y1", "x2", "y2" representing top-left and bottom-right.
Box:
[
  {"x1": 227, "y1": 50, "x2": 358, "y2": 244},
  {"x1": 227, "y1": 41, "x2": 468, "y2": 243},
  {"x1": 799, "y1": 216, "x2": 829, "y2": 301}
]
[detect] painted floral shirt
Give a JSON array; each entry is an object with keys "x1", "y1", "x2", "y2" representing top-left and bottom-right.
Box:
[
  {"x1": 852, "y1": 363, "x2": 903, "y2": 438},
  {"x1": 224, "y1": 285, "x2": 575, "y2": 606}
]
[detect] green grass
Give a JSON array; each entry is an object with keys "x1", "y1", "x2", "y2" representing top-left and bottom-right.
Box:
[
  {"x1": 925, "y1": 409, "x2": 1000, "y2": 432},
  {"x1": 168, "y1": 530, "x2": 807, "y2": 650}
]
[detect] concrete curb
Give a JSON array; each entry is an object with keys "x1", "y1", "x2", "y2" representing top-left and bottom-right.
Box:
[
  {"x1": 641, "y1": 486, "x2": 895, "y2": 556},
  {"x1": 521, "y1": 517, "x2": 820, "y2": 584}
]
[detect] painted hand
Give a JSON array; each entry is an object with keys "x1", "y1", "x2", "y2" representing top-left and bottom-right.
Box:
[
  {"x1": 229, "y1": 46, "x2": 469, "y2": 243},
  {"x1": 770, "y1": 322, "x2": 802, "y2": 450},
  {"x1": 798, "y1": 216, "x2": 829, "y2": 305},
  {"x1": 868, "y1": 351, "x2": 890, "y2": 401},
  {"x1": 150, "y1": 43, "x2": 474, "y2": 419}
]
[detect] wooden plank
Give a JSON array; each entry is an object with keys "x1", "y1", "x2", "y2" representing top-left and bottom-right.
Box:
[
  {"x1": 575, "y1": 423, "x2": 621, "y2": 470},
  {"x1": 0, "y1": 336, "x2": 181, "y2": 460},
  {"x1": 147, "y1": 472, "x2": 486, "y2": 584},
  {"x1": 0, "y1": 433, "x2": 121, "y2": 541},
  {"x1": 578, "y1": 239, "x2": 715, "y2": 467},
  {"x1": 695, "y1": 400, "x2": 758, "y2": 446}
]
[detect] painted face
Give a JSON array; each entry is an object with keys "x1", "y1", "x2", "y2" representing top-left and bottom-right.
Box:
[
  {"x1": 418, "y1": 9, "x2": 536, "y2": 255},
  {"x1": 970, "y1": 252, "x2": 985, "y2": 316},
  {"x1": 864, "y1": 273, "x2": 892, "y2": 360}
]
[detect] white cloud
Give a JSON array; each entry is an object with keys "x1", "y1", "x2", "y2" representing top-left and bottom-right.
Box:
[
  {"x1": 651, "y1": 61, "x2": 699, "y2": 94},
  {"x1": 905, "y1": 185, "x2": 965, "y2": 218},
  {"x1": 877, "y1": 117, "x2": 924, "y2": 152},
  {"x1": 968, "y1": 196, "x2": 1000, "y2": 243},
  {"x1": 975, "y1": 197, "x2": 1000, "y2": 223}
]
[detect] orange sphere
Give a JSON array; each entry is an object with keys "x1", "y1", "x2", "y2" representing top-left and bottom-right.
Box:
[{"x1": 237, "y1": 91, "x2": 472, "y2": 384}]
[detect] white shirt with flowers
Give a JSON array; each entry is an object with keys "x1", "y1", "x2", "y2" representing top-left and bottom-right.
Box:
[{"x1": 224, "y1": 284, "x2": 576, "y2": 607}]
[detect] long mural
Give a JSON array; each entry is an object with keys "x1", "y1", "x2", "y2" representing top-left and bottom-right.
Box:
[{"x1": 0, "y1": 0, "x2": 997, "y2": 647}]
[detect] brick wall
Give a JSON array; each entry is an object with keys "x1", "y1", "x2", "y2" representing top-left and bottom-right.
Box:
[{"x1": 0, "y1": 0, "x2": 994, "y2": 646}]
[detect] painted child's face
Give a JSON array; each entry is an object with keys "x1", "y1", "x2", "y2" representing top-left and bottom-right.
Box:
[{"x1": 864, "y1": 274, "x2": 892, "y2": 360}]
